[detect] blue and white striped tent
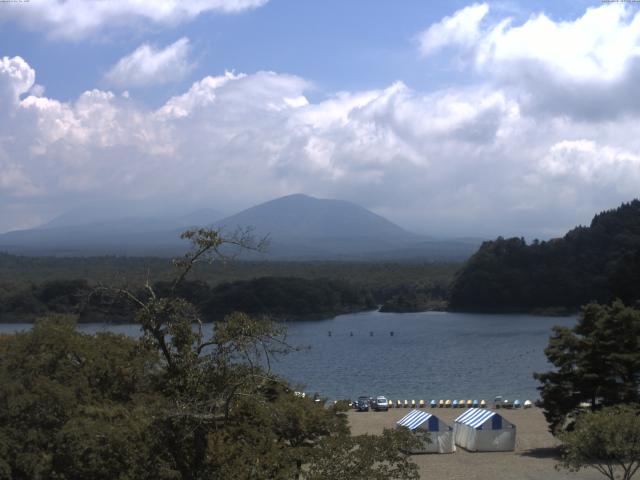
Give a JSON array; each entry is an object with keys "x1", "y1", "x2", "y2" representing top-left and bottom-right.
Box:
[
  {"x1": 396, "y1": 410, "x2": 455, "y2": 453},
  {"x1": 454, "y1": 408, "x2": 516, "y2": 451}
]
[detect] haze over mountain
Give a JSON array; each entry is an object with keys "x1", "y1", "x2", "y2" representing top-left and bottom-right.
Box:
[
  {"x1": 0, "y1": 194, "x2": 481, "y2": 260},
  {"x1": 0, "y1": 209, "x2": 223, "y2": 257},
  {"x1": 37, "y1": 208, "x2": 222, "y2": 232},
  {"x1": 216, "y1": 194, "x2": 413, "y2": 239},
  {"x1": 3, "y1": 4, "x2": 639, "y2": 243}
]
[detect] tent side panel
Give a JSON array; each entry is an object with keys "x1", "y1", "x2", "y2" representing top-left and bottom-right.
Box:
[
  {"x1": 437, "y1": 430, "x2": 456, "y2": 453},
  {"x1": 475, "y1": 429, "x2": 516, "y2": 451},
  {"x1": 412, "y1": 428, "x2": 456, "y2": 453},
  {"x1": 454, "y1": 424, "x2": 478, "y2": 451}
]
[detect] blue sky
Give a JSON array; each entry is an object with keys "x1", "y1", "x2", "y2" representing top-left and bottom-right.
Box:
[
  {"x1": 1, "y1": 0, "x2": 639, "y2": 237},
  {"x1": 2, "y1": 0, "x2": 598, "y2": 103}
]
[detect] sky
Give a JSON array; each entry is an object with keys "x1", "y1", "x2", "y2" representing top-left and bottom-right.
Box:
[{"x1": 1, "y1": 0, "x2": 639, "y2": 239}]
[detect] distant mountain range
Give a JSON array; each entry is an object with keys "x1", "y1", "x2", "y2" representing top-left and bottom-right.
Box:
[
  {"x1": 0, "y1": 194, "x2": 481, "y2": 260},
  {"x1": 0, "y1": 209, "x2": 222, "y2": 257}
]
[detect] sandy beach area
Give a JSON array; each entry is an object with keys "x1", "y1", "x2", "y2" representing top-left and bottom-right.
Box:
[{"x1": 348, "y1": 407, "x2": 602, "y2": 480}]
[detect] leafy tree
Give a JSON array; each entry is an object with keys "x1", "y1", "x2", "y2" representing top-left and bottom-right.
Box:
[
  {"x1": 0, "y1": 228, "x2": 421, "y2": 479},
  {"x1": 306, "y1": 428, "x2": 420, "y2": 480},
  {"x1": 113, "y1": 228, "x2": 418, "y2": 478},
  {"x1": 535, "y1": 300, "x2": 640, "y2": 433},
  {"x1": 0, "y1": 314, "x2": 159, "y2": 479},
  {"x1": 558, "y1": 405, "x2": 640, "y2": 480},
  {"x1": 266, "y1": 389, "x2": 350, "y2": 477}
]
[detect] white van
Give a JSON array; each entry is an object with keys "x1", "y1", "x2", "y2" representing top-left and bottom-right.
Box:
[{"x1": 374, "y1": 396, "x2": 389, "y2": 411}]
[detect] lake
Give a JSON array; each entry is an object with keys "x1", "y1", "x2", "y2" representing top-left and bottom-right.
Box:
[{"x1": 0, "y1": 310, "x2": 575, "y2": 402}]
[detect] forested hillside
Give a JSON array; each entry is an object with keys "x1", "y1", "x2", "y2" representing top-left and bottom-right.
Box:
[
  {"x1": 0, "y1": 255, "x2": 456, "y2": 321},
  {"x1": 449, "y1": 200, "x2": 640, "y2": 312}
]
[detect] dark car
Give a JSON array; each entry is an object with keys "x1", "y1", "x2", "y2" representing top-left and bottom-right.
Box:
[{"x1": 355, "y1": 396, "x2": 370, "y2": 412}]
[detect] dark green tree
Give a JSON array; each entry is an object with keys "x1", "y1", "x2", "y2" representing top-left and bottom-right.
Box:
[
  {"x1": 307, "y1": 428, "x2": 420, "y2": 480},
  {"x1": 558, "y1": 405, "x2": 640, "y2": 480},
  {"x1": 0, "y1": 314, "x2": 159, "y2": 479},
  {"x1": 450, "y1": 199, "x2": 640, "y2": 312},
  {"x1": 535, "y1": 300, "x2": 640, "y2": 433}
]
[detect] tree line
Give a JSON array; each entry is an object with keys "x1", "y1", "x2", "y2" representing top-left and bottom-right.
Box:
[
  {"x1": 0, "y1": 252, "x2": 458, "y2": 293},
  {"x1": 0, "y1": 270, "x2": 456, "y2": 323},
  {"x1": 0, "y1": 276, "x2": 379, "y2": 323},
  {"x1": 449, "y1": 200, "x2": 640, "y2": 312}
]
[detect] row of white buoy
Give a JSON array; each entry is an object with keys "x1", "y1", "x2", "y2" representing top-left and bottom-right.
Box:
[
  {"x1": 435, "y1": 399, "x2": 486, "y2": 408},
  {"x1": 496, "y1": 399, "x2": 533, "y2": 409},
  {"x1": 382, "y1": 399, "x2": 488, "y2": 409},
  {"x1": 493, "y1": 396, "x2": 533, "y2": 409},
  {"x1": 328, "y1": 331, "x2": 395, "y2": 336},
  {"x1": 343, "y1": 398, "x2": 534, "y2": 409}
]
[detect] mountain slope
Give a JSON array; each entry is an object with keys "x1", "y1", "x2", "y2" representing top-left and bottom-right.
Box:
[
  {"x1": 212, "y1": 194, "x2": 430, "y2": 257},
  {"x1": 0, "y1": 194, "x2": 479, "y2": 260},
  {"x1": 449, "y1": 200, "x2": 640, "y2": 311},
  {"x1": 0, "y1": 210, "x2": 222, "y2": 256},
  {"x1": 214, "y1": 194, "x2": 418, "y2": 241}
]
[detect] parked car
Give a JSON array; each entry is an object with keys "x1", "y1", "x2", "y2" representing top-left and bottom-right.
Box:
[
  {"x1": 374, "y1": 395, "x2": 389, "y2": 411},
  {"x1": 355, "y1": 396, "x2": 370, "y2": 412}
]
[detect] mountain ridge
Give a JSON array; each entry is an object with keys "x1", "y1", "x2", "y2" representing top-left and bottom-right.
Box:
[{"x1": 0, "y1": 194, "x2": 480, "y2": 260}]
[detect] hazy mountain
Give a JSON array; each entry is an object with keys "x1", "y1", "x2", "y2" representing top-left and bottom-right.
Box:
[
  {"x1": 0, "y1": 194, "x2": 480, "y2": 260},
  {"x1": 215, "y1": 194, "x2": 416, "y2": 240},
  {"x1": 37, "y1": 208, "x2": 221, "y2": 232},
  {"x1": 211, "y1": 194, "x2": 481, "y2": 260},
  {"x1": 0, "y1": 209, "x2": 222, "y2": 256},
  {"x1": 212, "y1": 194, "x2": 425, "y2": 255}
]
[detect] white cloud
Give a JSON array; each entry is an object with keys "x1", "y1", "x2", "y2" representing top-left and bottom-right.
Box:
[
  {"x1": 539, "y1": 140, "x2": 640, "y2": 195},
  {"x1": 104, "y1": 38, "x2": 193, "y2": 88},
  {"x1": 418, "y1": 3, "x2": 489, "y2": 56},
  {"x1": 0, "y1": 56, "x2": 35, "y2": 108},
  {"x1": 1, "y1": 53, "x2": 640, "y2": 238},
  {"x1": 0, "y1": 0, "x2": 268, "y2": 40},
  {"x1": 474, "y1": 4, "x2": 640, "y2": 82},
  {"x1": 419, "y1": 4, "x2": 640, "y2": 120}
]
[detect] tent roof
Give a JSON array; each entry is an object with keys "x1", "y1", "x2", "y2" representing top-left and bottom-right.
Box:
[
  {"x1": 396, "y1": 410, "x2": 433, "y2": 430},
  {"x1": 454, "y1": 408, "x2": 500, "y2": 429}
]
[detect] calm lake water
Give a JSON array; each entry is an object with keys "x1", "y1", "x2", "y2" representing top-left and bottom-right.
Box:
[{"x1": 1, "y1": 310, "x2": 576, "y2": 402}]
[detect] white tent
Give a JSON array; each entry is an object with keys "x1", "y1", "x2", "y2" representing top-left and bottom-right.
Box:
[
  {"x1": 396, "y1": 409, "x2": 456, "y2": 454},
  {"x1": 454, "y1": 408, "x2": 516, "y2": 452}
]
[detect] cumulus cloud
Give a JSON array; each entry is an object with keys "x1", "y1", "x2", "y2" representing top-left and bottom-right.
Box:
[
  {"x1": 418, "y1": 3, "x2": 640, "y2": 120},
  {"x1": 474, "y1": 5, "x2": 639, "y2": 82},
  {"x1": 104, "y1": 38, "x2": 193, "y2": 88},
  {"x1": 0, "y1": 56, "x2": 35, "y2": 108},
  {"x1": 538, "y1": 140, "x2": 640, "y2": 195},
  {"x1": 1, "y1": 51, "x2": 640, "y2": 238},
  {"x1": 0, "y1": 0, "x2": 268, "y2": 40},
  {"x1": 0, "y1": 55, "x2": 523, "y2": 233},
  {"x1": 418, "y1": 3, "x2": 489, "y2": 56}
]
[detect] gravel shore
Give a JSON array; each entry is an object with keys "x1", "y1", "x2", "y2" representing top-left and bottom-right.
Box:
[{"x1": 348, "y1": 407, "x2": 602, "y2": 480}]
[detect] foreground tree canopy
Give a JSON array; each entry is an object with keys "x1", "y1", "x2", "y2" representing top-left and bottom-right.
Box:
[
  {"x1": 558, "y1": 405, "x2": 640, "y2": 480},
  {"x1": 0, "y1": 229, "x2": 419, "y2": 480},
  {"x1": 535, "y1": 300, "x2": 640, "y2": 433}
]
